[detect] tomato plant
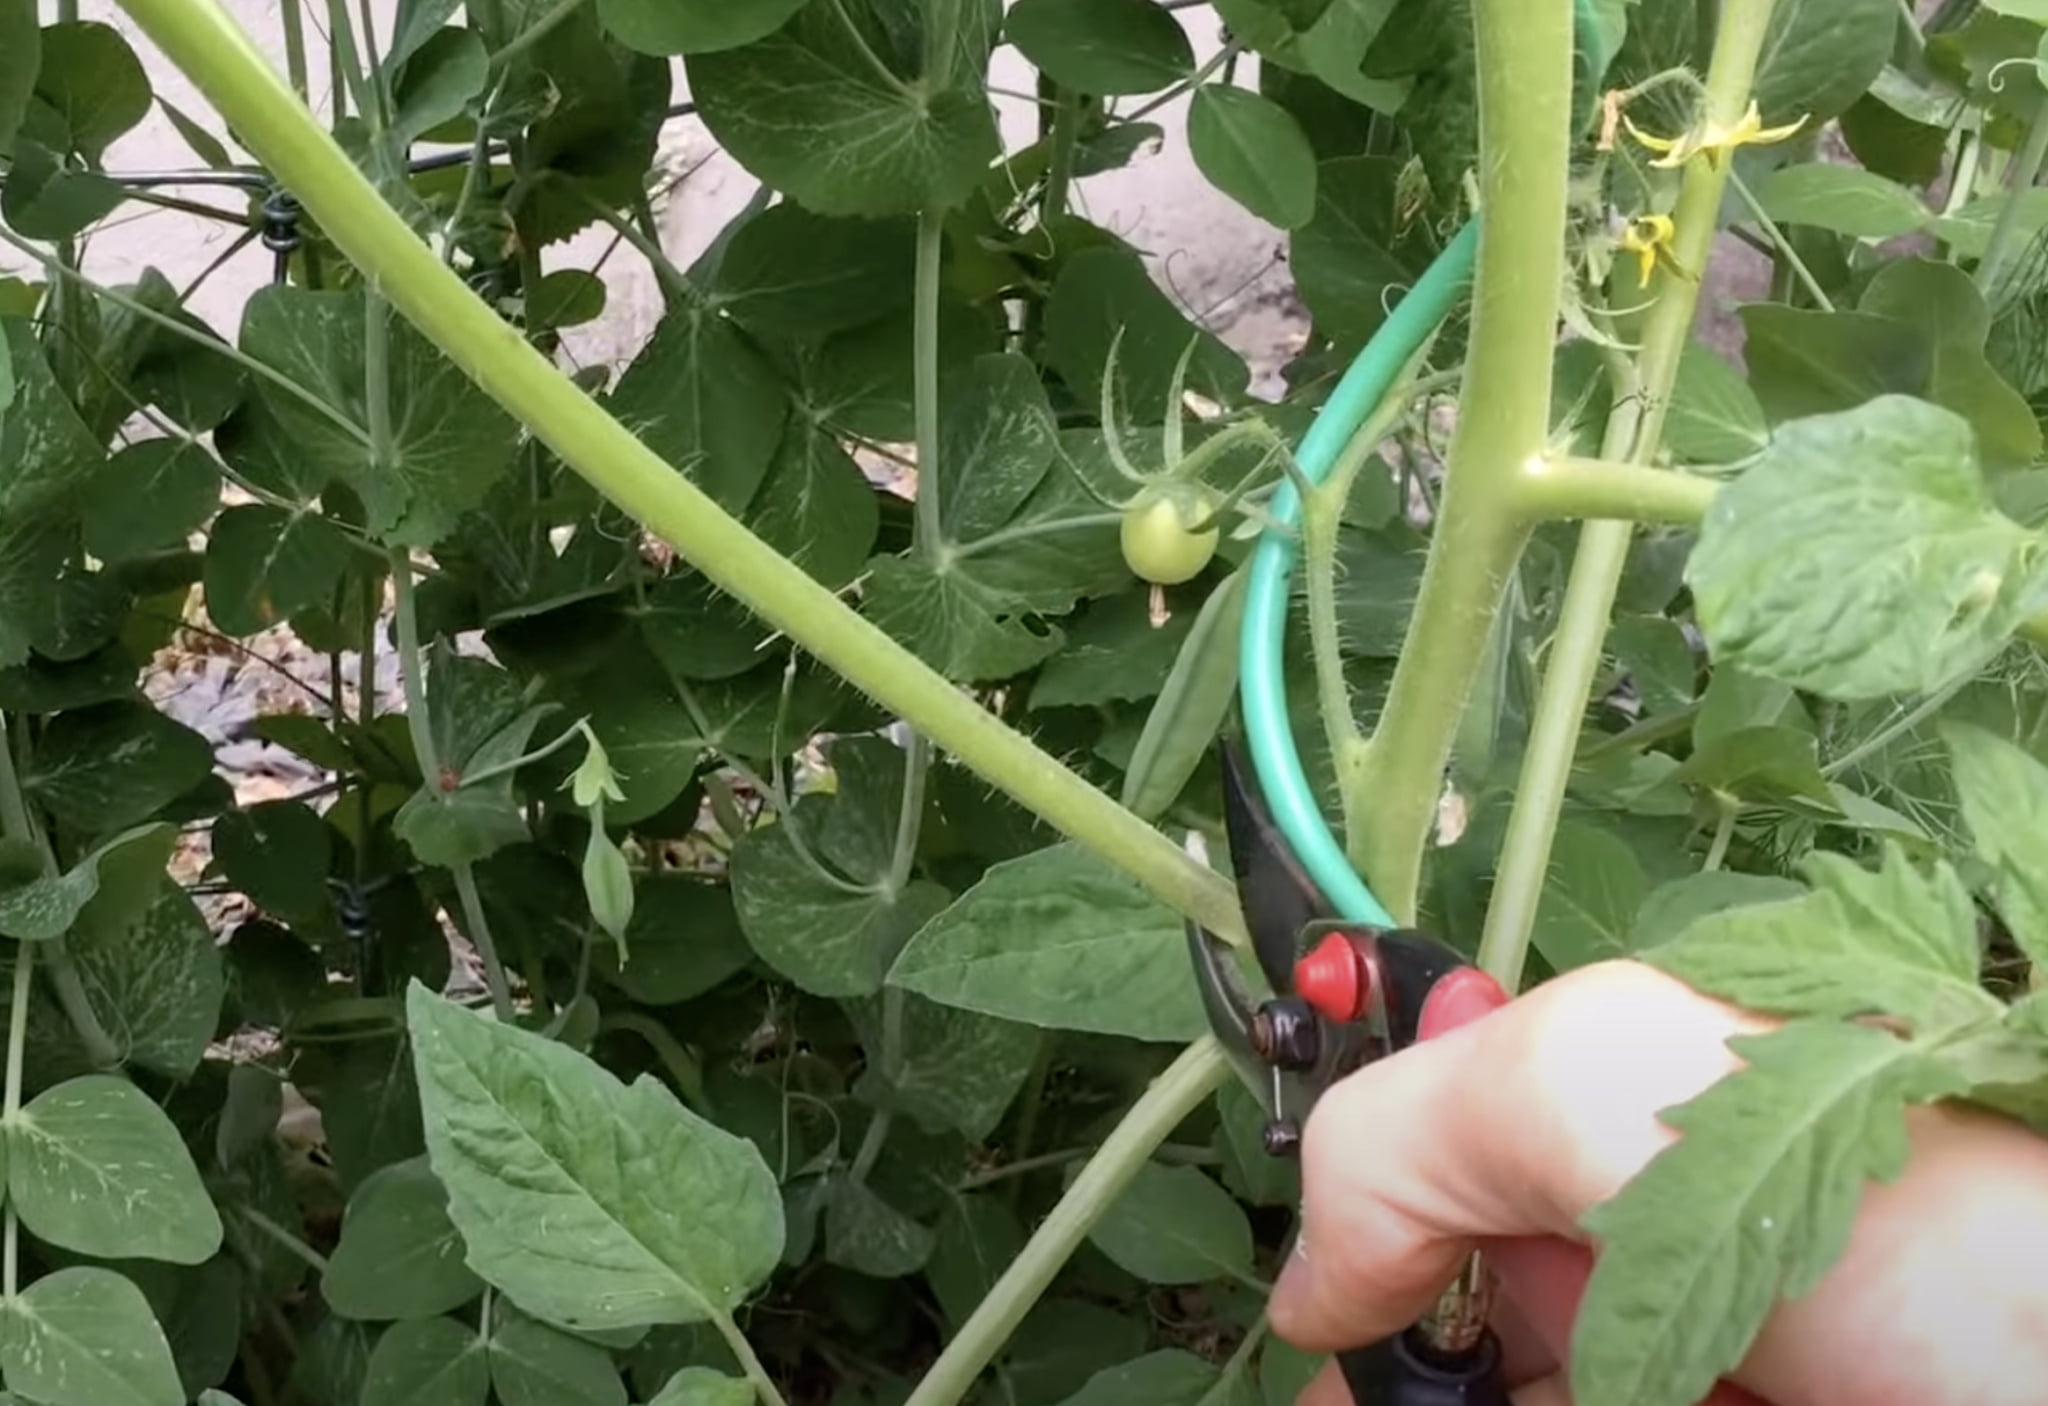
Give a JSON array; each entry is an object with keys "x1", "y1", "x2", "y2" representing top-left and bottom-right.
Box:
[{"x1": 2, "y1": 1, "x2": 2048, "y2": 1405}]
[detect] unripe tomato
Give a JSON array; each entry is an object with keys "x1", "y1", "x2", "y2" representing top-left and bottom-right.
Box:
[{"x1": 1120, "y1": 484, "x2": 1220, "y2": 586}]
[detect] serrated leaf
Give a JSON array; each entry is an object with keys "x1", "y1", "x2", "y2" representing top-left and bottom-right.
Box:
[
  {"x1": 1005, "y1": 0, "x2": 1194, "y2": 95},
  {"x1": 360, "y1": 1315, "x2": 489, "y2": 1406},
  {"x1": 1572, "y1": 1021, "x2": 1966, "y2": 1406},
  {"x1": 1630, "y1": 872, "x2": 1807, "y2": 952},
  {"x1": 488, "y1": 1302, "x2": 627, "y2": 1406},
  {"x1": 688, "y1": 1, "x2": 1001, "y2": 217},
  {"x1": 1087, "y1": 1162, "x2": 1253, "y2": 1286},
  {"x1": 849, "y1": 991, "x2": 1040, "y2": 1142},
  {"x1": 322, "y1": 1156, "x2": 484, "y2": 1322},
  {"x1": 406, "y1": 983, "x2": 784, "y2": 1332},
  {"x1": 0, "y1": 1266, "x2": 183, "y2": 1406},
  {"x1": 1188, "y1": 86, "x2": 1317, "y2": 229},
  {"x1": 861, "y1": 554, "x2": 1067, "y2": 683},
  {"x1": 1941, "y1": 718, "x2": 2048, "y2": 965},
  {"x1": 1686, "y1": 395, "x2": 2048, "y2": 700},
  {"x1": 648, "y1": 1367, "x2": 754, "y2": 1406},
  {"x1": 1644, "y1": 844, "x2": 1998, "y2": 1034},
  {"x1": 1753, "y1": 163, "x2": 1929, "y2": 239},
  {"x1": 8, "y1": 1075, "x2": 221, "y2": 1264},
  {"x1": 887, "y1": 842, "x2": 1208, "y2": 1042},
  {"x1": 0, "y1": 821, "x2": 170, "y2": 942}
]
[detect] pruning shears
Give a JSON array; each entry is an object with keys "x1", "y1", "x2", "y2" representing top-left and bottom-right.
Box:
[{"x1": 1187, "y1": 745, "x2": 1512, "y2": 1405}]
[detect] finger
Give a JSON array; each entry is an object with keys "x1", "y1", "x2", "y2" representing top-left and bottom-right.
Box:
[{"x1": 1271, "y1": 961, "x2": 1770, "y2": 1350}]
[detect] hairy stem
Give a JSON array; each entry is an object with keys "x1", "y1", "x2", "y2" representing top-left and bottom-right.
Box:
[
  {"x1": 902, "y1": 1038, "x2": 1229, "y2": 1406},
  {"x1": 1345, "y1": 0, "x2": 1577, "y2": 924},
  {"x1": 1478, "y1": 0, "x2": 1781, "y2": 989},
  {"x1": 1518, "y1": 455, "x2": 1721, "y2": 525},
  {"x1": 114, "y1": 0, "x2": 1248, "y2": 948}
]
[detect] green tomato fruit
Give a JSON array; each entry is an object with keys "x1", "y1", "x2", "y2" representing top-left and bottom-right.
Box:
[{"x1": 1120, "y1": 485, "x2": 1221, "y2": 586}]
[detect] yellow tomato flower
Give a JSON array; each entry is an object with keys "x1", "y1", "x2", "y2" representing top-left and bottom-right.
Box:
[
  {"x1": 1619, "y1": 214, "x2": 1679, "y2": 288},
  {"x1": 1623, "y1": 99, "x2": 1807, "y2": 169}
]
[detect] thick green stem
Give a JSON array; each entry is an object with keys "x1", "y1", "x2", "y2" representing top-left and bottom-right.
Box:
[
  {"x1": 1978, "y1": 95, "x2": 2048, "y2": 298},
  {"x1": 1344, "y1": 0, "x2": 1576, "y2": 925},
  {"x1": 1517, "y1": 455, "x2": 1720, "y2": 525},
  {"x1": 1477, "y1": 0, "x2": 1780, "y2": 989},
  {"x1": 902, "y1": 1038, "x2": 1229, "y2": 1406},
  {"x1": 112, "y1": 0, "x2": 1246, "y2": 949}
]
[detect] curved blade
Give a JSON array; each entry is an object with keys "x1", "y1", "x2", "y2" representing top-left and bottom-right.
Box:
[{"x1": 1219, "y1": 740, "x2": 1328, "y2": 995}]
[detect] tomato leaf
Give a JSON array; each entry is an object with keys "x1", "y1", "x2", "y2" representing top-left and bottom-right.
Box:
[
  {"x1": 1941, "y1": 718, "x2": 2048, "y2": 966},
  {"x1": 887, "y1": 842, "x2": 1210, "y2": 1042},
  {"x1": 1644, "y1": 843, "x2": 1999, "y2": 1033},
  {"x1": 1686, "y1": 395, "x2": 2048, "y2": 700},
  {"x1": 407, "y1": 983, "x2": 785, "y2": 1332},
  {"x1": 1571, "y1": 1021, "x2": 1968, "y2": 1406}
]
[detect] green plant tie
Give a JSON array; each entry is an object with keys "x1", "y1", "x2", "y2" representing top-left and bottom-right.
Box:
[{"x1": 1239, "y1": 5, "x2": 1611, "y2": 929}]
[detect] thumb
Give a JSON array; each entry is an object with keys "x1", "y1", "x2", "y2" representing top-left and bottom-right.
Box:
[{"x1": 1266, "y1": 960, "x2": 1765, "y2": 1352}]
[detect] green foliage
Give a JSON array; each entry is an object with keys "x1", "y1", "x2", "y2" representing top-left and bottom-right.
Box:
[{"x1": 2, "y1": 3, "x2": 2048, "y2": 1406}]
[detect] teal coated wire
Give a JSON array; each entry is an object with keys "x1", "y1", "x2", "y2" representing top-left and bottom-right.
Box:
[{"x1": 1238, "y1": 4, "x2": 1611, "y2": 929}]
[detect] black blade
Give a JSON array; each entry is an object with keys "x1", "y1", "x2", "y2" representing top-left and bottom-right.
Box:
[{"x1": 1218, "y1": 740, "x2": 1329, "y2": 995}]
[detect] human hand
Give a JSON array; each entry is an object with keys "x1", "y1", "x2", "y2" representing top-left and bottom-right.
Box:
[{"x1": 1267, "y1": 960, "x2": 2048, "y2": 1406}]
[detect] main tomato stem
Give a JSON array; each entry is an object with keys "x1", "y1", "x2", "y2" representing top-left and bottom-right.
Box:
[
  {"x1": 1341, "y1": 0, "x2": 1577, "y2": 931},
  {"x1": 1477, "y1": 0, "x2": 1784, "y2": 989}
]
